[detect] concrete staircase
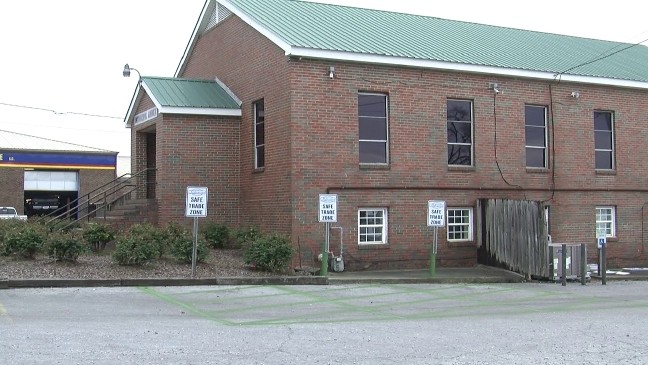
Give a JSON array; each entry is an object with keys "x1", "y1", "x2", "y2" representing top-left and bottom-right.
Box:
[{"x1": 95, "y1": 199, "x2": 157, "y2": 231}]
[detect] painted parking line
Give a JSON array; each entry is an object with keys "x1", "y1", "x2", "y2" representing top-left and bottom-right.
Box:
[
  {"x1": 140, "y1": 284, "x2": 648, "y2": 327},
  {"x1": 0, "y1": 303, "x2": 11, "y2": 323}
]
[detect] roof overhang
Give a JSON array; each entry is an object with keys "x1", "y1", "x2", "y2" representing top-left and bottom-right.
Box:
[
  {"x1": 124, "y1": 80, "x2": 242, "y2": 128},
  {"x1": 176, "y1": 0, "x2": 648, "y2": 91},
  {"x1": 289, "y1": 47, "x2": 648, "y2": 90}
]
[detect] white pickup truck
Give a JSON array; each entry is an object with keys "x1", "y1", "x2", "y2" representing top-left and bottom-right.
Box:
[{"x1": 0, "y1": 207, "x2": 28, "y2": 220}]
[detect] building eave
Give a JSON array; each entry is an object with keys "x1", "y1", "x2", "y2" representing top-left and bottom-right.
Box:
[
  {"x1": 290, "y1": 47, "x2": 648, "y2": 90},
  {"x1": 158, "y1": 106, "x2": 242, "y2": 116}
]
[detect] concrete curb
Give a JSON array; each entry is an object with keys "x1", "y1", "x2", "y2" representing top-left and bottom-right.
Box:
[
  {"x1": 329, "y1": 277, "x2": 524, "y2": 285},
  {"x1": 1, "y1": 276, "x2": 329, "y2": 289}
]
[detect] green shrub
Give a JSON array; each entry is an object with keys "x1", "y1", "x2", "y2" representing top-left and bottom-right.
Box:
[
  {"x1": 244, "y1": 233, "x2": 293, "y2": 272},
  {"x1": 169, "y1": 225, "x2": 207, "y2": 264},
  {"x1": 202, "y1": 222, "x2": 230, "y2": 249},
  {"x1": 112, "y1": 224, "x2": 158, "y2": 265},
  {"x1": 0, "y1": 219, "x2": 28, "y2": 255},
  {"x1": 233, "y1": 226, "x2": 261, "y2": 248},
  {"x1": 81, "y1": 222, "x2": 115, "y2": 251},
  {"x1": 3, "y1": 223, "x2": 46, "y2": 259},
  {"x1": 46, "y1": 231, "x2": 85, "y2": 262}
]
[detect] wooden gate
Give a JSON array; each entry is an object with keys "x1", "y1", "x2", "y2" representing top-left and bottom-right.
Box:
[{"x1": 477, "y1": 199, "x2": 550, "y2": 278}]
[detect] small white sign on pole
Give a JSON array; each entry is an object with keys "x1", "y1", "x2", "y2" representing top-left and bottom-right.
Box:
[
  {"x1": 319, "y1": 194, "x2": 337, "y2": 223},
  {"x1": 186, "y1": 186, "x2": 208, "y2": 218},
  {"x1": 597, "y1": 235, "x2": 607, "y2": 249},
  {"x1": 427, "y1": 200, "x2": 446, "y2": 227}
]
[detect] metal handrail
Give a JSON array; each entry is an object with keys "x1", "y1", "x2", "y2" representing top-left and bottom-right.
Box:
[{"x1": 46, "y1": 167, "x2": 156, "y2": 228}]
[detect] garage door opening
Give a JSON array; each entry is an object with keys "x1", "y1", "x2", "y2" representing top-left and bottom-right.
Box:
[{"x1": 23, "y1": 170, "x2": 79, "y2": 219}]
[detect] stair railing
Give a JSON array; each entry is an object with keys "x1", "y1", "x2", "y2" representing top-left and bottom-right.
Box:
[{"x1": 46, "y1": 167, "x2": 156, "y2": 230}]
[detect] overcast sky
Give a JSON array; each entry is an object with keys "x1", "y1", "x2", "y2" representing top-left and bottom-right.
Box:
[{"x1": 0, "y1": 0, "x2": 646, "y2": 174}]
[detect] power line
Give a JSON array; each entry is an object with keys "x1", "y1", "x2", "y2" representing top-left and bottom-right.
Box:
[
  {"x1": 556, "y1": 35, "x2": 648, "y2": 76},
  {"x1": 0, "y1": 121, "x2": 128, "y2": 134},
  {"x1": 0, "y1": 101, "x2": 122, "y2": 119}
]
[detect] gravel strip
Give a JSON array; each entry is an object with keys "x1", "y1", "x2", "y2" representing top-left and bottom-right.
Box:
[{"x1": 0, "y1": 249, "x2": 282, "y2": 280}]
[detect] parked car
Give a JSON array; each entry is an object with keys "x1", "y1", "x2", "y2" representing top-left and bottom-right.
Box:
[{"x1": 0, "y1": 207, "x2": 28, "y2": 220}]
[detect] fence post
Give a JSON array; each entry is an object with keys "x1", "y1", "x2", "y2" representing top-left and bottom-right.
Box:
[
  {"x1": 561, "y1": 244, "x2": 567, "y2": 286},
  {"x1": 580, "y1": 243, "x2": 586, "y2": 285}
]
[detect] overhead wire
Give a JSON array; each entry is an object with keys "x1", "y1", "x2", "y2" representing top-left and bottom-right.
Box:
[{"x1": 0, "y1": 101, "x2": 121, "y2": 119}]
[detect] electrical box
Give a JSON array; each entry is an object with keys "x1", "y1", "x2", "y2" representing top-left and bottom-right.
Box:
[
  {"x1": 549, "y1": 244, "x2": 589, "y2": 281},
  {"x1": 331, "y1": 256, "x2": 344, "y2": 272}
]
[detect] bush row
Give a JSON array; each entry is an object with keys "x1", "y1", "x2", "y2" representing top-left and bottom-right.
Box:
[{"x1": 0, "y1": 220, "x2": 293, "y2": 272}]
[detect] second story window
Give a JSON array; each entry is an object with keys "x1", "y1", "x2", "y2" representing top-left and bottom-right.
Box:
[
  {"x1": 594, "y1": 111, "x2": 614, "y2": 170},
  {"x1": 447, "y1": 99, "x2": 473, "y2": 166},
  {"x1": 358, "y1": 93, "x2": 388, "y2": 164},
  {"x1": 254, "y1": 100, "x2": 265, "y2": 169},
  {"x1": 525, "y1": 105, "x2": 548, "y2": 168}
]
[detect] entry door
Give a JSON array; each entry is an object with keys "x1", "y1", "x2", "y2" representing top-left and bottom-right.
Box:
[{"x1": 146, "y1": 133, "x2": 156, "y2": 199}]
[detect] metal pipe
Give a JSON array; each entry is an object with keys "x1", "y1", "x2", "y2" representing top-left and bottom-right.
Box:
[
  {"x1": 331, "y1": 226, "x2": 344, "y2": 257},
  {"x1": 561, "y1": 244, "x2": 567, "y2": 286},
  {"x1": 580, "y1": 243, "x2": 586, "y2": 286},
  {"x1": 327, "y1": 186, "x2": 648, "y2": 194}
]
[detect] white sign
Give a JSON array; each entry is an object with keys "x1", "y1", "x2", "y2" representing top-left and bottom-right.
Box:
[
  {"x1": 427, "y1": 200, "x2": 446, "y2": 227},
  {"x1": 186, "y1": 186, "x2": 208, "y2": 217},
  {"x1": 319, "y1": 194, "x2": 337, "y2": 223},
  {"x1": 597, "y1": 235, "x2": 607, "y2": 248}
]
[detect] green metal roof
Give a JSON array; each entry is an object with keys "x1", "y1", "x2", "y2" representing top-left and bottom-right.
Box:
[
  {"x1": 222, "y1": 0, "x2": 648, "y2": 83},
  {"x1": 141, "y1": 76, "x2": 241, "y2": 109}
]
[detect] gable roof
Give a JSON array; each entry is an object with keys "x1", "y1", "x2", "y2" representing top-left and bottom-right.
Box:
[
  {"x1": 0, "y1": 129, "x2": 117, "y2": 154},
  {"x1": 124, "y1": 77, "x2": 242, "y2": 126},
  {"x1": 177, "y1": 0, "x2": 648, "y2": 89}
]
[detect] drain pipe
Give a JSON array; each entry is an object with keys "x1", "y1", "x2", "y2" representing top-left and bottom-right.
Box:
[{"x1": 331, "y1": 226, "x2": 344, "y2": 272}]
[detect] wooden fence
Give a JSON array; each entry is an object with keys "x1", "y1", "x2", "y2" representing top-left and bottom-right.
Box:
[{"x1": 477, "y1": 199, "x2": 550, "y2": 278}]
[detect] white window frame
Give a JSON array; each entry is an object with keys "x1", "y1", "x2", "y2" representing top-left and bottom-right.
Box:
[
  {"x1": 446, "y1": 207, "x2": 473, "y2": 241},
  {"x1": 358, "y1": 92, "x2": 389, "y2": 164},
  {"x1": 525, "y1": 105, "x2": 548, "y2": 168},
  {"x1": 594, "y1": 110, "x2": 615, "y2": 170},
  {"x1": 253, "y1": 100, "x2": 265, "y2": 169},
  {"x1": 596, "y1": 206, "x2": 616, "y2": 238},
  {"x1": 447, "y1": 99, "x2": 474, "y2": 166},
  {"x1": 358, "y1": 208, "x2": 388, "y2": 244}
]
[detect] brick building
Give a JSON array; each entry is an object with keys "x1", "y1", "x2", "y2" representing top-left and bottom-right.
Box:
[
  {"x1": 124, "y1": 0, "x2": 648, "y2": 272},
  {"x1": 0, "y1": 130, "x2": 117, "y2": 217}
]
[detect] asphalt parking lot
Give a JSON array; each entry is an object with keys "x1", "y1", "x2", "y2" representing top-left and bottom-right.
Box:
[{"x1": 3, "y1": 282, "x2": 648, "y2": 364}]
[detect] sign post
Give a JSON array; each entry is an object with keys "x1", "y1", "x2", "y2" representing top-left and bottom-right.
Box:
[
  {"x1": 186, "y1": 186, "x2": 208, "y2": 277},
  {"x1": 427, "y1": 200, "x2": 446, "y2": 277},
  {"x1": 597, "y1": 235, "x2": 607, "y2": 285},
  {"x1": 318, "y1": 194, "x2": 338, "y2": 276}
]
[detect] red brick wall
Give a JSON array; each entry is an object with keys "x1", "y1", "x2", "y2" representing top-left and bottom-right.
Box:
[
  {"x1": 180, "y1": 16, "x2": 292, "y2": 234},
  {"x1": 154, "y1": 114, "x2": 240, "y2": 228},
  {"x1": 0, "y1": 168, "x2": 25, "y2": 214},
  {"x1": 131, "y1": 92, "x2": 159, "y2": 200},
  {"x1": 0, "y1": 167, "x2": 115, "y2": 216},
  {"x1": 167, "y1": 15, "x2": 648, "y2": 270},
  {"x1": 79, "y1": 169, "x2": 116, "y2": 197},
  {"x1": 288, "y1": 59, "x2": 648, "y2": 269}
]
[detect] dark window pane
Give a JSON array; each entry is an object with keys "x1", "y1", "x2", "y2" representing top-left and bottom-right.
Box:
[
  {"x1": 360, "y1": 141, "x2": 387, "y2": 163},
  {"x1": 447, "y1": 121, "x2": 472, "y2": 143},
  {"x1": 594, "y1": 112, "x2": 612, "y2": 131},
  {"x1": 255, "y1": 123, "x2": 264, "y2": 145},
  {"x1": 359, "y1": 117, "x2": 387, "y2": 140},
  {"x1": 595, "y1": 151, "x2": 612, "y2": 169},
  {"x1": 595, "y1": 130, "x2": 612, "y2": 150},
  {"x1": 526, "y1": 148, "x2": 545, "y2": 168},
  {"x1": 525, "y1": 126, "x2": 545, "y2": 147},
  {"x1": 358, "y1": 94, "x2": 386, "y2": 117},
  {"x1": 525, "y1": 106, "x2": 546, "y2": 126},
  {"x1": 256, "y1": 145, "x2": 265, "y2": 168},
  {"x1": 447, "y1": 100, "x2": 472, "y2": 121},
  {"x1": 448, "y1": 145, "x2": 471, "y2": 165}
]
